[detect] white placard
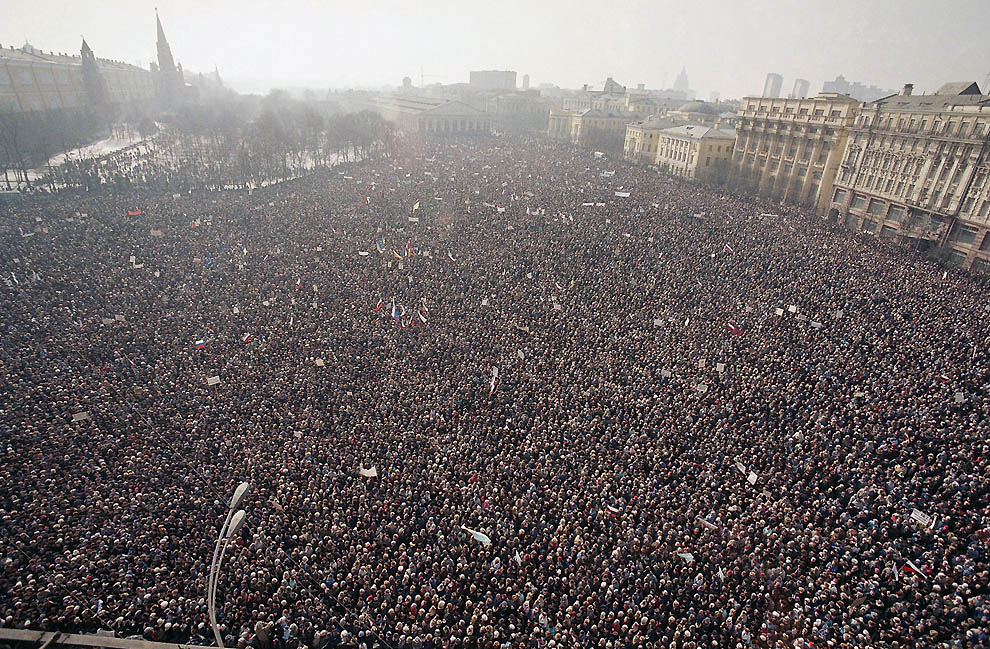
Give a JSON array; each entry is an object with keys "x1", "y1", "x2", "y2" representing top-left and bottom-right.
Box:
[
  {"x1": 910, "y1": 509, "x2": 932, "y2": 528},
  {"x1": 774, "y1": 308, "x2": 784, "y2": 316},
  {"x1": 207, "y1": 376, "x2": 221, "y2": 386},
  {"x1": 72, "y1": 412, "x2": 91, "y2": 422},
  {"x1": 716, "y1": 362, "x2": 725, "y2": 373},
  {"x1": 747, "y1": 471, "x2": 758, "y2": 485}
]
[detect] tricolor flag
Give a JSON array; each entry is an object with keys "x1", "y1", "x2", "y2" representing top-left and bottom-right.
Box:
[
  {"x1": 375, "y1": 298, "x2": 384, "y2": 312},
  {"x1": 554, "y1": 283, "x2": 564, "y2": 292},
  {"x1": 421, "y1": 298, "x2": 429, "y2": 314},
  {"x1": 447, "y1": 252, "x2": 455, "y2": 262},
  {"x1": 376, "y1": 236, "x2": 387, "y2": 254},
  {"x1": 242, "y1": 333, "x2": 253, "y2": 343},
  {"x1": 418, "y1": 311, "x2": 428, "y2": 326},
  {"x1": 242, "y1": 246, "x2": 248, "y2": 260},
  {"x1": 391, "y1": 298, "x2": 401, "y2": 321},
  {"x1": 194, "y1": 339, "x2": 206, "y2": 350},
  {"x1": 726, "y1": 322, "x2": 743, "y2": 336},
  {"x1": 412, "y1": 201, "x2": 420, "y2": 211},
  {"x1": 490, "y1": 367, "x2": 499, "y2": 395},
  {"x1": 723, "y1": 243, "x2": 735, "y2": 255},
  {"x1": 392, "y1": 249, "x2": 403, "y2": 260},
  {"x1": 295, "y1": 278, "x2": 301, "y2": 290},
  {"x1": 903, "y1": 559, "x2": 927, "y2": 580}
]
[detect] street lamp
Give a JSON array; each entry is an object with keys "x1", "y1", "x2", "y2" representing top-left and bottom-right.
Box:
[{"x1": 208, "y1": 481, "x2": 249, "y2": 648}]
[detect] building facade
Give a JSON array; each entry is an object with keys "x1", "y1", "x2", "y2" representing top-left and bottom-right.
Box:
[
  {"x1": 731, "y1": 92, "x2": 860, "y2": 213},
  {"x1": 822, "y1": 75, "x2": 894, "y2": 104},
  {"x1": 655, "y1": 125, "x2": 735, "y2": 181},
  {"x1": 549, "y1": 108, "x2": 642, "y2": 152},
  {"x1": 791, "y1": 79, "x2": 810, "y2": 100},
  {"x1": 828, "y1": 82, "x2": 990, "y2": 271},
  {"x1": 368, "y1": 94, "x2": 492, "y2": 135},
  {"x1": 623, "y1": 116, "x2": 676, "y2": 163},
  {"x1": 483, "y1": 90, "x2": 548, "y2": 133},
  {"x1": 763, "y1": 73, "x2": 783, "y2": 98},
  {"x1": 469, "y1": 70, "x2": 516, "y2": 91},
  {"x1": 0, "y1": 41, "x2": 153, "y2": 115}
]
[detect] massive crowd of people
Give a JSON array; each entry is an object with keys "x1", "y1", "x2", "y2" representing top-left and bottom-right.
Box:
[{"x1": 1, "y1": 135, "x2": 987, "y2": 649}]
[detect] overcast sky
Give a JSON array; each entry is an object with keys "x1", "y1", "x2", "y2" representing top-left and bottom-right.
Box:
[{"x1": 3, "y1": 0, "x2": 988, "y2": 100}]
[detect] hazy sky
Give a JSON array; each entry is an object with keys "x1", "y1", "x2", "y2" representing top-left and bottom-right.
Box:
[{"x1": 3, "y1": 0, "x2": 988, "y2": 99}]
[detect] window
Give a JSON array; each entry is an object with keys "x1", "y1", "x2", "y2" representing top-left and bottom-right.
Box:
[
  {"x1": 799, "y1": 108, "x2": 808, "y2": 116},
  {"x1": 831, "y1": 110, "x2": 841, "y2": 117},
  {"x1": 889, "y1": 205, "x2": 907, "y2": 221},
  {"x1": 833, "y1": 188, "x2": 848, "y2": 203},
  {"x1": 814, "y1": 109, "x2": 824, "y2": 116},
  {"x1": 852, "y1": 195, "x2": 868, "y2": 210},
  {"x1": 862, "y1": 219, "x2": 878, "y2": 233},
  {"x1": 867, "y1": 199, "x2": 886, "y2": 216}
]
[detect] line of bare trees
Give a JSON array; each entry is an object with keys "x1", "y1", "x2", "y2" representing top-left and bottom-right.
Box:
[
  {"x1": 5, "y1": 90, "x2": 398, "y2": 192},
  {"x1": 142, "y1": 92, "x2": 397, "y2": 190}
]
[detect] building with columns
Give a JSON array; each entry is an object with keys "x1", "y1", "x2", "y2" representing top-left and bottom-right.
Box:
[
  {"x1": 828, "y1": 82, "x2": 990, "y2": 271},
  {"x1": 623, "y1": 116, "x2": 676, "y2": 163},
  {"x1": 655, "y1": 124, "x2": 736, "y2": 181},
  {"x1": 730, "y1": 92, "x2": 860, "y2": 213}
]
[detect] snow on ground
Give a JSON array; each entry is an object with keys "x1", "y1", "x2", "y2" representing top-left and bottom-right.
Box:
[{"x1": 26, "y1": 132, "x2": 146, "y2": 181}]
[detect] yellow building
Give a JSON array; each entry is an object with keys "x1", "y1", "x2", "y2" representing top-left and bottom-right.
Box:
[
  {"x1": 731, "y1": 92, "x2": 860, "y2": 213},
  {"x1": 0, "y1": 41, "x2": 152, "y2": 114},
  {"x1": 828, "y1": 82, "x2": 990, "y2": 271},
  {"x1": 623, "y1": 116, "x2": 675, "y2": 163},
  {"x1": 548, "y1": 108, "x2": 642, "y2": 153},
  {"x1": 655, "y1": 125, "x2": 736, "y2": 182}
]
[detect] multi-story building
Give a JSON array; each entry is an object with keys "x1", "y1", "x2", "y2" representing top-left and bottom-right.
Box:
[
  {"x1": 549, "y1": 107, "x2": 642, "y2": 152},
  {"x1": 791, "y1": 79, "x2": 810, "y2": 100},
  {"x1": 828, "y1": 82, "x2": 990, "y2": 271},
  {"x1": 731, "y1": 92, "x2": 860, "y2": 213},
  {"x1": 821, "y1": 75, "x2": 894, "y2": 104},
  {"x1": 763, "y1": 73, "x2": 783, "y2": 98},
  {"x1": 623, "y1": 116, "x2": 676, "y2": 163},
  {"x1": 483, "y1": 90, "x2": 549, "y2": 133},
  {"x1": 469, "y1": 70, "x2": 516, "y2": 91},
  {"x1": 367, "y1": 94, "x2": 492, "y2": 135},
  {"x1": 655, "y1": 125, "x2": 736, "y2": 182}
]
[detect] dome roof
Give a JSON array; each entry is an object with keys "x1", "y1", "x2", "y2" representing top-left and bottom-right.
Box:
[{"x1": 677, "y1": 101, "x2": 719, "y2": 115}]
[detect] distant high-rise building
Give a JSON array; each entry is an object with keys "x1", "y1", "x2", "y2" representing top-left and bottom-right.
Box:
[
  {"x1": 522, "y1": 74, "x2": 530, "y2": 90},
  {"x1": 792, "y1": 78, "x2": 810, "y2": 99},
  {"x1": 763, "y1": 73, "x2": 783, "y2": 98},
  {"x1": 709, "y1": 91, "x2": 720, "y2": 103},
  {"x1": 821, "y1": 75, "x2": 894, "y2": 103},
  {"x1": 469, "y1": 70, "x2": 516, "y2": 90},
  {"x1": 673, "y1": 66, "x2": 690, "y2": 93}
]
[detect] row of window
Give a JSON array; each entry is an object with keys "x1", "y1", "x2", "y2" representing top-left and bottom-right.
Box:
[{"x1": 857, "y1": 112, "x2": 987, "y2": 139}]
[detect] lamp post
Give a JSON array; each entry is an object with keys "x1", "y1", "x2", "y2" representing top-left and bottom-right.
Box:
[{"x1": 208, "y1": 481, "x2": 249, "y2": 648}]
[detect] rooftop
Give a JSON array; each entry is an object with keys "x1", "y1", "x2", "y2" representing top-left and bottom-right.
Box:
[{"x1": 661, "y1": 124, "x2": 736, "y2": 139}]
